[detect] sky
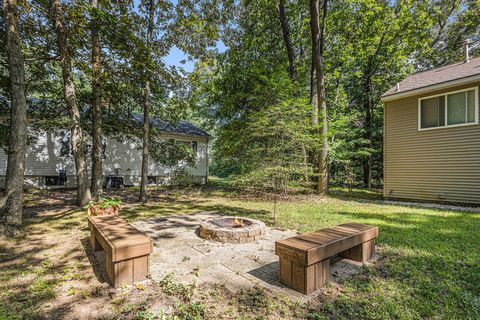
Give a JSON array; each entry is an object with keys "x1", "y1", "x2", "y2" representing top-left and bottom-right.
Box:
[
  {"x1": 132, "y1": 0, "x2": 228, "y2": 73},
  {"x1": 163, "y1": 41, "x2": 228, "y2": 73}
]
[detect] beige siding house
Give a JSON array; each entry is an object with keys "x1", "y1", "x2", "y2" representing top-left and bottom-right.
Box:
[{"x1": 382, "y1": 55, "x2": 480, "y2": 204}]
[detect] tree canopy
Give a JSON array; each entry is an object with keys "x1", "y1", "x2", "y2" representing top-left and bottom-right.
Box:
[
  {"x1": 189, "y1": 0, "x2": 480, "y2": 190},
  {"x1": 0, "y1": 0, "x2": 479, "y2": 225}
]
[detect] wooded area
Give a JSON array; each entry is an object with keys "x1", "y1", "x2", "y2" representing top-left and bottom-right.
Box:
[
  {"x1": 1, "y1": 0, "x2": 479, "y2": 227},
  {"x1": 192, "y1": 0, "x2": 479, "y2": 193}
]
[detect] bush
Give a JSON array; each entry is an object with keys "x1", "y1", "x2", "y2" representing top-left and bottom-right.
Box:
[{"x1": 169, "y1": 168, "x2": 195, "y2": 187}]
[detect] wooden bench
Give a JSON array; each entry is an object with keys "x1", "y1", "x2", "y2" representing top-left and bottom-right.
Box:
[
  {"x1": 88, "y1": 215, "x2": 153, "y2": 288},
  {"x1": 275, "y1": 222, "x2": 378, "y2": 294}
]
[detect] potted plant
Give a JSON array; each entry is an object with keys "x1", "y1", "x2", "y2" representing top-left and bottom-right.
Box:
[{"x1": 87, "y1": 197, "x2": 122, "y2": 216}]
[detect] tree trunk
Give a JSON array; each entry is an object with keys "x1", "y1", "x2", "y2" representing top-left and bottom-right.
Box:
[
  {"x1": 310, "y1": 0, "x2": 328, "y2": 195},
  {"x1": 139, "y1": 0, "x2": 154, "y2": 203},
  {"x1": 362, "y1": 160, "x2": 371, "y2": 188},
  {"x1": 139, "y1": 80, "x2": 150, "y2": 203},
  {"x1": 278, "y1": 0, "x2": 297, "y2": 82},
  {"x1": 308, "y1": 44, "x2": 319, "y2": 190},
  {"x1": 362, "y1": 73, "x2": 373, "y2": 189},
  {"x1": 90, "y1": 0, "x2": 103, "y2": 197},
  {"x1": 51, "y1": 0, "x2": 91, "y2": 206},
  {"x1": 1, "y1": 0, "x2": 28, "y2": 227},
  {"x1": 301, "y1": 143, "x2": 310, "y2": 184},
  {"x1": 310, "y1": 58, "x2": 318, "y2": 125}
]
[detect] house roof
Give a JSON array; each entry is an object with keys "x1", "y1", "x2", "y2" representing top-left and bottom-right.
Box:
[
  {"x1": 0, "y1": 96, "x2": 210, "y2": 138},
  {"x1": 132, "y1": 114, "x2": 211, "y2": 138},
  {"x1": 382, "y1": 56, "x2": 480, "y2": 101}
]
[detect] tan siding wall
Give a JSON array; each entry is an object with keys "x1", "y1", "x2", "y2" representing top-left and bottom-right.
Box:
[{"x1": 384, "y1": 82, "x2": 480, "y2": 204}]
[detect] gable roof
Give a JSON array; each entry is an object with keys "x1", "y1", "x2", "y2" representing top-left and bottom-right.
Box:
[
  {"x1": 132, "y1": 114, "x2": 210, "y2": 138},
  {"x1": 382, "y1": 56, "x2": 480, "y2": 101},
  {"x1": 0, "y1": 96, "x2": 210, "y2": 138}
]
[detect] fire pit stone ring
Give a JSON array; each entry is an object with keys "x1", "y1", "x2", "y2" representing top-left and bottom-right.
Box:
[{"x1": 199, "y1": 216, "x2": 266, "y2": 243}]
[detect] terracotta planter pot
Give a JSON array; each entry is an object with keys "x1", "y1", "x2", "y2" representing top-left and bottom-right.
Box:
[{"x1": 87, "y1": 205, "x2": 120, "y2": 217}]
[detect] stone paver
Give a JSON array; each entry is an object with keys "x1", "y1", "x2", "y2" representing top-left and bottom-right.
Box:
[{"x1": 133, "y1": 212, "x2": 368, "y2": 300}]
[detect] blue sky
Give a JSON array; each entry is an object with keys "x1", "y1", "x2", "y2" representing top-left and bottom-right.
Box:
[
  {"x1": 132, "y1": 0, "x2": 228, "y2": 73},
  {"x1": 164, "y1": 40, "x2": 227, "y2": 73}
]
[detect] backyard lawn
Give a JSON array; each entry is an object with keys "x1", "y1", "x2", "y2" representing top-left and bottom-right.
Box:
[{"x1": 1, "y1": 183, "x2": 479, "y2": 319}]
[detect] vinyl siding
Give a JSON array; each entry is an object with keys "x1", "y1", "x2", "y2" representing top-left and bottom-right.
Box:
[
  {"x1": 0, "y1": 130, "x2": 209, "y2": 188},
  {"x1": 384, "y1": 82, "x2": 480, "y2": 204}
]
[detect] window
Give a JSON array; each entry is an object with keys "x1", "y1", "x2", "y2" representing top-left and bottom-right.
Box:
[
  {"x1": 147, "y1": 176, "x2": 157, "y2": 185},
  {"x1": 58, "y1": 169, "x2": 67, "y2": 185},
  {"x1": 191, "y1": 141, "x2": 198, "y2": 154},
  {"x1": 419, "y1": 87, "x2": 478, "y2": 130},
  {"x1": 45, "y1": 175, "x2": 67, "y2": 186},
  {"x1": 420, "y1": 95, "x2": 445, "y2": 128}
]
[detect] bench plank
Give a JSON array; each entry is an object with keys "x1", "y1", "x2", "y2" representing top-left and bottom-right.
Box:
[
  {"x1": 276, "y1": 222, "x2": 378, "y2": 294},
  {"x1": 277, "y1": 223, "x2": 378, "y2": 266}
]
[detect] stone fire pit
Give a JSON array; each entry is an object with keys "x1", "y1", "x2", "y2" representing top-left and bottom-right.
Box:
[{"x1": 199, "y1": 217, "x2": 266, "y2": 243}]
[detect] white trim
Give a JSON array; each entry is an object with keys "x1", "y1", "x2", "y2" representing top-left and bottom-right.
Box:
[
  {"x1": 418, "y1": 86, "x2": 479, "y2": 131},
  {"x1": 381, "y1": 74, "x2": 480, "y2": 102}
]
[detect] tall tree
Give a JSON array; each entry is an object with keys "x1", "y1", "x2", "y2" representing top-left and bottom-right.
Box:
[
  {"x1": 51, "y1": 0, "x2": 91, "y2": 206},
  {"x1": 139, "y1": 0, "x2": 155, "y2": 203},
  {"x1": 310, "y1": 0, "x2": 328, "y2": 194},
  {"x1": 278, "y1": 0, "x2": 297, "y2": 82},
  {"x1": 1, "y1": 0, "x2": 28, "y2": 227},
  {"x1": 333, "y1": 0, "x2": 432, "y2": 188},
  {"x1": 90, "y1": 0, "x2": 103, "y2": 196},
  {"x1": 277, "y1": 0, "x2": 310, "y2": 183}
]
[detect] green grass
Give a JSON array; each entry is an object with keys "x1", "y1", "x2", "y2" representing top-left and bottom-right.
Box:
[
  {"x1": 1, "y1": 182, "x2": 479, "y2": 319},
  {"x1": 118, "y1": 184, "x2": 480, "y2": 319}
]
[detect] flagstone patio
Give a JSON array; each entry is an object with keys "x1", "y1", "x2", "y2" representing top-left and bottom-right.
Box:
[{"x1": 130, "y1": 212, "x2": 369, "y2": 300}]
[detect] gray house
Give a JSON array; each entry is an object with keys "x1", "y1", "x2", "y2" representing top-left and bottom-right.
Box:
[
  {"x1": 382, "y1": 53, "x2": 480, "y2": 204},
  {"x1": 0, "y1": 107, "x2": 210, "y2": 189}
]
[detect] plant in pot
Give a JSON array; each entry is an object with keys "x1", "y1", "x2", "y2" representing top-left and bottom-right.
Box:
[{"x1": 87, "y1": 197, "x2": 122, "y2": 216}]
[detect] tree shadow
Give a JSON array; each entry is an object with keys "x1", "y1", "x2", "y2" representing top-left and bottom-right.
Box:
[
  {"x1": 328, "y1": 188, "x2": 384, "y2": 202},
  {"x1": 247, "y1": 261, "x2": 284, "y2": 287},
  {"x1": 121, "y1": 198, "x2": 273, "y2": 225},
  {"x1": 307, "y1": 248, "x2": 480, "y2": 319},
  {"x1": 340, "y1": 209, "x2": 480, "y2": 251},
  {"x1": 80, "y1": 237, "x2": 110, "y2": 286}
]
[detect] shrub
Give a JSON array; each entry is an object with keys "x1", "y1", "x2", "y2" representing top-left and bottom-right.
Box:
[{"x1": 170, "y1": 168, "x2": 195, "y2": 187}]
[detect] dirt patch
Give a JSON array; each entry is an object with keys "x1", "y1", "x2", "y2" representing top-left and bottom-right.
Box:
[{"x1": 1, "y1": 188, "x2": 381, "y2": 319}]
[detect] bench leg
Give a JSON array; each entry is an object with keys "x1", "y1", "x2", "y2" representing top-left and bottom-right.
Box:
[
  {"x1": 108, "y1": 255, "x2": 150, "y2": 288},
  {"x1": 89, "y1": 227, "x2": 102, "y2": 251},
  {"x1": 279, "y1": 257, "x2": 330, "y2": 295},
  {"x1": 340, "y1": 239, "x2": 375, "y2": 262},
  {"x1": 306, "y1": 258, "x2": 329, "y2": 294},
  {"x1": 279, "y1": 257, "x2": 292, "y2": 288}
]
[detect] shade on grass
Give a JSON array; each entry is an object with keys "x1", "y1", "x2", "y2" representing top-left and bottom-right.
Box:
[
  {"x1": 2, "y1": 187, "x2": 479, "y2": 319},
  {"x1": 121, "y1": 189, "x2": 480, "y2": 319}
]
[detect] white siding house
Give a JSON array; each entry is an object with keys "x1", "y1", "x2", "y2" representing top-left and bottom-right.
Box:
[{"x1": 0, "y1": 121, "x2": 210, "y2": 189}]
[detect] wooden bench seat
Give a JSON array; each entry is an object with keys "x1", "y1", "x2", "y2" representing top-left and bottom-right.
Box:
[
  {"x1": 88, "y1": 215, "x2": 153, "y2": 288},
  {"x1": 275, "y1": 222, "x2": 378, "y2": 294}
]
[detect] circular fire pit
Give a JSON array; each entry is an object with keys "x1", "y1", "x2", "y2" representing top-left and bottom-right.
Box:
[{"x1": 199, "y1": 217, "x2": 266, "y2": 243}]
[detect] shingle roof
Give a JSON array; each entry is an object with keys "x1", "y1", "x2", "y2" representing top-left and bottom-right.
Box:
[
  {"x1": 132, "y1": 114, "x2": 211, "y2": 138},
  {"x1": 0, "y1": 96, "x2": 210, "y2": 138},
  {"x1": 382, "y1": 56, "x2": 480, "y2": 98}
]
